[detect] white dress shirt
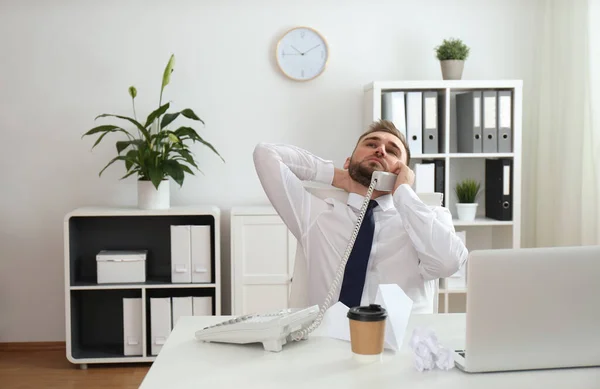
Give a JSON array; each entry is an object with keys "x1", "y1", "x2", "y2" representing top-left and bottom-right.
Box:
[{"x1": 253, "y1": 142, "x2": 468, "y2": 313}]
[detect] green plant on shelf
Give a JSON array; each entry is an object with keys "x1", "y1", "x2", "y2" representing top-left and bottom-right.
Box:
[
  {"x1": 455, "y1": 179, "x2": 481, "y2": 203},
  {"x1": 435, "y1": 38, "x2": 470, "y2": 61}
]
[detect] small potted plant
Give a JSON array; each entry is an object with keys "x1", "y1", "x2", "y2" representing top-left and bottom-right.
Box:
[
  {"x1": 455, "y1": 179, "x2": 481, "y2": 221},
  {"x1": 434, "y1": 38, "x2": 470, "y2": 80},
  {"x1": 82, "y1": 54, "x2": 224, "y2": 210}
]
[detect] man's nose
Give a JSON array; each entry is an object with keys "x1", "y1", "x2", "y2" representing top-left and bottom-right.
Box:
[{"x1": 375, "y1": 145, "x2": 386, "y2": 156}]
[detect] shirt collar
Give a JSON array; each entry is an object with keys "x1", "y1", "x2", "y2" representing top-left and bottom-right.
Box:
[{"x1": 347, "y1": 192, "x2": 395, "y2": 212}]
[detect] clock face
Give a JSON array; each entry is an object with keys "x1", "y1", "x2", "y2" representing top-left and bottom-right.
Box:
[{"x1": 276, "y1": 27, "x2": 328, "y2": 81}]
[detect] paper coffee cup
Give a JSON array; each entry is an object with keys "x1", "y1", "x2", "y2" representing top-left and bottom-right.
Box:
[{"x1": 347, "y1": 304, "x2": 387, "y2": 363}]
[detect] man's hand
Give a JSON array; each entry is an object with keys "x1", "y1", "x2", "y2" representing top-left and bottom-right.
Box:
[
  {"x1": 390, "y1": 160, "x2": 415, "y2": 193},
  {"x1": 332, "y1": 168, "x2": 352, "y2": 192}
]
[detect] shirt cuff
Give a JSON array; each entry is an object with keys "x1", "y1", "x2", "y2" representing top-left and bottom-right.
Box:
[
  {"x1": 393, "y1": 183, "x2": 419, "y2": 203},
  {"x1": 392, "y1": 183, "x2": 429, "y2": 216},
  {"x1": 314, "y1": 160, "x2": 335, "y2": 185}
]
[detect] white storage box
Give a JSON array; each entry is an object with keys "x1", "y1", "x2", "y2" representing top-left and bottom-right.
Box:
[{"x1": 96, "y1": 250, "x2": 147, "y2": 284}]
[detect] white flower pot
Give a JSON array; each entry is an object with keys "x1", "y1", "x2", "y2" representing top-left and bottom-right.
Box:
[
  {"x1": 440, "y1": 60, "x2": 464, "y2": 80},
  {"x1": 137, "y1": 179, "x2": 170, "y2": 210},
  {"x1": 456, "y1": 203, "x2": 478, "y2": 221}
]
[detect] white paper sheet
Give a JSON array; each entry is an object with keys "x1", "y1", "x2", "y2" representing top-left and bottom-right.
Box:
[
  {"x1": 319, "y1": 284, "x2": 413, "y2": 351},
  {"x1": 374, "y1": 284, "x2": 413, "y2": 351}
]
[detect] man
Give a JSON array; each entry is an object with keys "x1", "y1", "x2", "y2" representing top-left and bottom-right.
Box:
[{"x1": 253, "y1": 119, "x2": 468, "y2": 313}]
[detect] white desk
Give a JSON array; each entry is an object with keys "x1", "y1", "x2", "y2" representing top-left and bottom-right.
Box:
[{"x1": 139, "y1": 313, "x2": 600, "y2": 388}]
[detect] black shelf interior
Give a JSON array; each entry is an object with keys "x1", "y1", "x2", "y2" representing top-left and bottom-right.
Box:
[
  {"x1": 70, "y1": 289, "x2": 142, "y2": 359},
  {"x1": 67, "y1": 214, "x2": 216, "y2": 285},
  {"x1": 448, "y1": 157, "x2": 513, "y2": 221}
]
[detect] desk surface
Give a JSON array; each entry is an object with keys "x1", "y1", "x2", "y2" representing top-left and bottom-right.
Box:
[{"x1": 139, "y1": 313, "x2": 600, "y2": 389}]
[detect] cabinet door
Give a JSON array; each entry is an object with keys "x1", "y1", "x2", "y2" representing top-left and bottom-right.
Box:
[{"x1": 232, "y1": 215, "x2": 297, "y2": 315}]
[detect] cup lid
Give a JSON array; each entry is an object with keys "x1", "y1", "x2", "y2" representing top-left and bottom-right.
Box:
[{"x1": 347, "y1": 304, "x2": 388, "y2": 322}]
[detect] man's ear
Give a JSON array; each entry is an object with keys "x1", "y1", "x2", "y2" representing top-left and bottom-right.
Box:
[{"x1": 343, "y1": 157, "x2": 350, "y2": 170}]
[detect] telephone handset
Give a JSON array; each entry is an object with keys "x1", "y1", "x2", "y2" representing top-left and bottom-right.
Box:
[
  {"x1": 371, "y1": 170, "x2": 398, "y2": 192},
  {"x1": 194, "y1": 171, "x2": 398, "y2": 351}
]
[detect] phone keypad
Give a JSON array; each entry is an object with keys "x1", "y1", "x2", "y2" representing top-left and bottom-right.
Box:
[{"x1": 201, "y1": 309, "x2": 294, "y2": 331}]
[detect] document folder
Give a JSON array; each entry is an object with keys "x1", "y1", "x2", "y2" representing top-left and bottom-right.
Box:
[
  {"x1": 485, "y1": 158, "x2": 512, "y2": 220},
  {"x1": 172, "y1": 296, "x2": 193, "y2": 327},
  {"x1": 150, "y1": 297, "x2": 172, "y2": 355},
  {"x1": 414, "y1": 163, "x2": 435, "y2": 193},
  {"x1": 191, "y1": 225, "x2": 212, "y2": 283},
  {"x1": 482, "y1": 91, "x2": 498, "y2": 153},
  {"x1": 170, "y1": 225, "x2": 191, "y2": 283},
  {"x1": 456, "y1": 91, "x2": 483, "y2": 153},
  {"x1": 193, "y1": 296, "x2": 213, "y2": 316},
  {"x1": 381, "y1": 91, "x2": 406, "y2": 136},
  {"x1": 406, "y1": 92, "x2": 422, "y2": 155},
  {"x1": 422, "y1": 91, "x2": 439, "y2": 154},
  {"x1": 422, "y1": 159, "x2": 445, "y2": 206},
  {"x1": 434, "y1": 160, "x2": 445, "y2": 206},
  {"x1": 497, "y1": 90, "x2": 513, "y2": 152},
  {"x1": 123, "y1": 298, "x2": 143, "y2": 356}
]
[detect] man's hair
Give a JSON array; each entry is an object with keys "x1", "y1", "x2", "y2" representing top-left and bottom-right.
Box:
[{"x1": 355, "y1": 119, "x2": 411, "y2": 166}]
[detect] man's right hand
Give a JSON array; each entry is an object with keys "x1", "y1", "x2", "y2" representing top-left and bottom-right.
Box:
[
  {"x1": 390, "y1": 159, "x2": 415, "y2": 193},
  {"x1": 332, "y1": 168, "x2": 352, "y2": 192}
]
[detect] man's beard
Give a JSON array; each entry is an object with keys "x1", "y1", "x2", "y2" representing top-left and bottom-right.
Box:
[{"x1": 348, "y1": 158, "x2": 382, "y2": 187}]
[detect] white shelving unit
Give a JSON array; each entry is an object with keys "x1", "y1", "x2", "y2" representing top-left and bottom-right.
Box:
[
  {"x1": 63, "y1": 205, "x2": 221, "y2": 368},
  {"x1": 363, "y1": 80, "x2": 523, "y2": 313}
]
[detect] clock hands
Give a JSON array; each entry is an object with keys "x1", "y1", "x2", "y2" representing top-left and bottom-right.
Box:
[
  {"x1": 288, "y1": 44, "x2": 321, "y2": 56},
  {"x1": 303, "y1": 44, "x2": 321, "y2": 54}
]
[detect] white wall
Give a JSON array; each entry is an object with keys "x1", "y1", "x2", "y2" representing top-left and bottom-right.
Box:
[{"x1": 0, "y1": 0, "x2": 541, "y2": 342}]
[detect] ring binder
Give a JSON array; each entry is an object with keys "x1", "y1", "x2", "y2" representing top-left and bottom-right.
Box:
[
  {"x1": 456, "y1": 91, "x2": 483, "y2": 153},
  {"x1": 485, "y1": 158, "x2": 512, "y2": 221},
  {"x1": 497, "y1": 91, "x2": 513, "y2": 153}
]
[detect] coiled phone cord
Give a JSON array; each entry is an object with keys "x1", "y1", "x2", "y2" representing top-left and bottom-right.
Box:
[{"x1": 290, "y1": 177, "x2": 379, "y2": 342}]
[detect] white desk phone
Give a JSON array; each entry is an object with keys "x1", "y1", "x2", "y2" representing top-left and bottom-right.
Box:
[{"x1": 195, "y1": 171, "x2": 400, "y2": 352}]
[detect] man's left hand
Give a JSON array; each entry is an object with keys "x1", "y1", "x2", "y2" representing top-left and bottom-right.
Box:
[{"x1": 391, "y1": 160, "x2": 415, "y2": 193}]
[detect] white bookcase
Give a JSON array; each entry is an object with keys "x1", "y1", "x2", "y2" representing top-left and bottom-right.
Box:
[
  {"x1": 363, "y1": 80, "x2": 523, "y2": 313},
  {"x1": 64, "y1": 205, "x2": 221, "y2": 368}
]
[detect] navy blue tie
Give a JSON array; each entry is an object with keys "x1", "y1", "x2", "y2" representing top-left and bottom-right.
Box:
[{"x1": 339, "y1": 200, "x2": 378, "y2": 308}]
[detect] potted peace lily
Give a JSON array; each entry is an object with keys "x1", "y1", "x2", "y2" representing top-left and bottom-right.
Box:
[
  {"x1": 455, "y1": 179, "x2": 481, "y2": 221},
  {"x1": 434, "y1": 38, "x2": 470, "y2": 80},
  {"x1": 82, "y1": 54, "x2": 224, "y2": 209}
]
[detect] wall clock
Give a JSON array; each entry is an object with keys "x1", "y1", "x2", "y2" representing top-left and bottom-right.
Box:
[{"x1": 276, "y1": 26, "x2": 329, "y2": 81}]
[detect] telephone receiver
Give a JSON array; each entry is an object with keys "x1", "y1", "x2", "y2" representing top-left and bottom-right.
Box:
[
  {"x1": 195, "y1": 170, "x2": 399, "y2": 351},
  {"x1": 371, "y1": 171, "x2": 398, "y2": 192}
]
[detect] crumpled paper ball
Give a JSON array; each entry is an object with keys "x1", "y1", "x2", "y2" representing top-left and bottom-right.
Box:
[{"x1": 409, "y1": 327, "x2": 455, "y2": 372}]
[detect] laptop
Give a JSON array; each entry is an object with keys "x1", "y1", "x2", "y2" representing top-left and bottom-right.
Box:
[{"x1": 454, "y1": 245, "x2": 600, "y2": 373}]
